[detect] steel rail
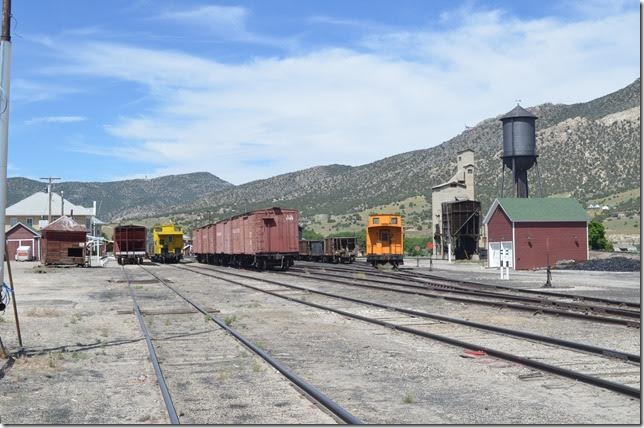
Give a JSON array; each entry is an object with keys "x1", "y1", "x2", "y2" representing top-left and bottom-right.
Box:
[
  {"x1": 291, "y1": 266, "x2": 640, "y2": 319},
  {"x1": 174, "y1": 265, "x2": 641, "y2": 399},
  {"x1": 306, "y1": 262, "x2": 641, "y2": 309},
  {"x1": 122, "y1": 266, "x2": 180, "y2": 424},
  {"x1": 395, "y1": 269, "x2": 641, "y2": 308},
  {"x1": 291, "y1": 266, "x2": 641, "y2": 319},
  {"x1": 186, "y1": 265, "x2": 640, "y2": 362},
  {"x1": 137, "y1": 265, "x2": 363, "y2": 425},
  {"x1": 286, "y1": 269, "x2": 639, "y2": 327}
]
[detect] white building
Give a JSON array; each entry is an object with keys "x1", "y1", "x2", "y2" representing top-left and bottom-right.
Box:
[{"x1": 6, "y1": 191, "x2": 97, "y2": 231}]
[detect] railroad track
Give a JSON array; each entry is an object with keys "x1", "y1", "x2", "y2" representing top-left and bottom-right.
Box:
[
  {"x1": 326, "y1": 261, "x2": 640, "y2": 309},
  {"x1": 122, "y1": 264, "x2": 362, "y2": 424},
  {"x1": 173, "y1": 263, "x2": 640, "y2": 399},
  {"x1": 289, "y1": 263, "x2": 640, "y2": 326}
]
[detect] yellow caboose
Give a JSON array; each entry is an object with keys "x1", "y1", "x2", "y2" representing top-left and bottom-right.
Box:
[
  {"x1": 366, "y1": 213, "x2": 404, "y2": 268},
  {"x1": 150, "y1": 224, "x2": 184, "y2": 263}
]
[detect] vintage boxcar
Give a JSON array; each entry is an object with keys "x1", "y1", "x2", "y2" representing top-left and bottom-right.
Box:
[
  {"x1": 298, "y1": 239, "x2": 324, "y2": 261},
  {"x1": 324, "y1": 237, "x2": 357, "y2": 263},
  {"x1": 194, "y1": 207, "x2": 299, "y2": 270},
  {"x1": 366, "y1": 214, "x2": 404, "y2": 268},
  {"x1": 149, "y1": 224, "x2": 184, "y2": 263},
  {"x1": 114, "y1": 225, "x2": 147, "y2": 264}
]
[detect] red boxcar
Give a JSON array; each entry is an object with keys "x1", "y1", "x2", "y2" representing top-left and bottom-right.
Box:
[
  {"x1": 114, "y1": 225, "x2": 146, "y2": 264},
  {"x1": 194, "y1": 207, "x2": 299, "y2": 270}
]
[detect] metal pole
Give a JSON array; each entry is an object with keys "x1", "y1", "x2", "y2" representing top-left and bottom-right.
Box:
[
  {"x1": 0, "y1": 0, "x2": 11, "y2": 292},
  {"x1": 61, "y1": 190, "x2": 64, "y2": 217},
  {"x1": 5, "y1": 242, "x2": 22, "y2": 348}
]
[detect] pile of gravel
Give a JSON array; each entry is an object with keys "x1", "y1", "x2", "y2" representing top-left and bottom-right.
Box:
[{"x1": 556, "y1": 257, "x2": 640, "y2": 272}]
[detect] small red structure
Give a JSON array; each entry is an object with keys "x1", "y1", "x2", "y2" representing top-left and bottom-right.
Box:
[
  {"x1": 6, "y1": 222, "x2": 41, "y2": 261},
  {"x1": 41, "y1": 216, "x2": 87, "y2": 266},
  {"x1": 483, "y1": 198, "x2": 589, "y2": 270}
]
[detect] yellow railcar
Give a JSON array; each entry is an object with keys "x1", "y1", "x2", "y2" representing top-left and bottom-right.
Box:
[
  {"x1": 150, "y1": 224, "x2": 184, "y2": 263},
  {"x1": 366, "y1": 213, "x2": 404, "y2": 268}
]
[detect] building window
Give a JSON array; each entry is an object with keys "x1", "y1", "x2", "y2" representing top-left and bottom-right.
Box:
[
  {"x1": 373, "y1": 218, "x2": 380, "y2": 224},
  {"x1": 10, "y1": 217, "x2": 17, "y2": 226},
  {"x1": 379, "y1": 230, "x2": 390, "y2": 242},
  {"x1": 468, "y1": 169, "x2": 473, "y2": 174},
  {"x1": 391, "y1": 218, "x2": 398, "y2": 224},
  {"x1": 26, "y1": 218, "x2": 33, "y2": 227},
  {"x1": 458, "y1": 156, "x2": 461, "y2": 161}
]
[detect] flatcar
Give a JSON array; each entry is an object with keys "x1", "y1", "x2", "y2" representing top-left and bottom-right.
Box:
[
  {"x1": 114, "y1": 225, "x2": 146, "y2": 265},
  {"x1": 366, "y1": 214, "x2": 404, "y2": 268},
  {"x1": 149, "y1": 224, "x2": 184, "y2": 263},
  {"x1": 193, "y1": 207, "x2": 299, "y2": 270}
]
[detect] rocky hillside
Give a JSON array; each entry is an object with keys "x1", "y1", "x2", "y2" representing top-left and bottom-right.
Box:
[
  {"x1": 157, "y1": 78, "x2": 640, "y2": 228},
  {"x1": 7, "y1": 172, "x2": 232, "y2": 221}
]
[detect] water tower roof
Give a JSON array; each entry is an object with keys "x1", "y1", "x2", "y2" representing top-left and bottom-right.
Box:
[{"x1": 500, "y1": 104, "x2": 537, "y2": 120}]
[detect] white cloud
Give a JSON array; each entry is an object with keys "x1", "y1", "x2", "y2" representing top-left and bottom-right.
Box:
[
  {"x1": 12, "y1": 79, "x2": 81, "y2": 103},
  {"x1": 151, "y1": 5, "x2": 296, "y2": 49},
  {"x1": 46, "y1": 4, "x2": 638, "y2": 184},
  {"x1": 24, "y1": 115, "x2": 87, "y2": 125}
]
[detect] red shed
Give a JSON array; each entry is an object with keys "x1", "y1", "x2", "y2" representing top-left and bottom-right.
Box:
[
  {"x1": 41, "y1": 216, "x2": 87, "y2": 266},
  {"x1": 6, "y1": 222, "x2": 41, "y2": 261},
  {"x1": 483, "y1": 198, "x2": 589, "y2": 270}
]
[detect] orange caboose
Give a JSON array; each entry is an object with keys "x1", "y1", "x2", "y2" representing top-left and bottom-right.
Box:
[{"x1": 366, "y1": 213, "x2": 404, "y2": 268}]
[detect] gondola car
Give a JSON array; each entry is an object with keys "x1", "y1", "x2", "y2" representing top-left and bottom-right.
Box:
[
  {"x1": 298, "y1": 239, "x2": 324, "y2": 261},
  {"x1": 149, "y1": 224, "x2": 184, "y2": 263},
  {"x1": 324, "y1": 237, "x2": 357, "y2": 263},
  {"x1": 193, "y1": 207, "x2": 299, "y2": 270},
  {"x1": 114, "y1": 225, "x2": 146, "y2": 265},
  {"x1": 366, "y1": 214, "x2": 404, "y2": 268}
]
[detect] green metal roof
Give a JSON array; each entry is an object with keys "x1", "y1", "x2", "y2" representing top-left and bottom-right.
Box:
[{"x1": 495, "y1": 198, "x2": 589, "y2": 222}]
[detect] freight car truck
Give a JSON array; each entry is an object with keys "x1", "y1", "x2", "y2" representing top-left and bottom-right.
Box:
[{"x1": 114, "y1": 225, "x2": 147, "y2": 265}]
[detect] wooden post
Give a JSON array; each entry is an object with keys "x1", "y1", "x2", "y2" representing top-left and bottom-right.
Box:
[{"x1": 5, "y1": 242, "x2": 22, "y2": 347}]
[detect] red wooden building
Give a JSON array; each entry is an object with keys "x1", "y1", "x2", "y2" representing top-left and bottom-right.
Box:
[
  {"x1": 41, "y1": 216, "x2": 87, "y2": 266},
  {"x1": 483, "y1": 198, "x2": 589, "y2": 270},
  {"x1": 6, "y1": 222, "x2": 41, "y2": 261}
]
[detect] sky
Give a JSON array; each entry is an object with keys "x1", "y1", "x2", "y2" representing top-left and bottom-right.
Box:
[{"x1": 6, "y1": 0, "x2": 640, "y2": 184}]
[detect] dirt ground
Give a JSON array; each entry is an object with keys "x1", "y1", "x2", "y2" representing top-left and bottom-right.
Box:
[{"x1": 0, "y1": 259, "x2": 640, "y2": 424}]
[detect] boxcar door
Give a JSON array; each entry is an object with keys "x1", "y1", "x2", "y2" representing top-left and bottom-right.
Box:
[{"x1": 263, "y1": 218, "x2": 276, "y2": 252}]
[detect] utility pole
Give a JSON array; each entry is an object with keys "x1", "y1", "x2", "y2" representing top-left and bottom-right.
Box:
[
  {"x1": 61, "y1": 190, "x2": 64, "y2": 217},
  {"x1": 0, "y1": 0, "x2": 12, "y2": 287},
  {"x1": 39, "y1": 176, "x2": 61, "y2": 224}
]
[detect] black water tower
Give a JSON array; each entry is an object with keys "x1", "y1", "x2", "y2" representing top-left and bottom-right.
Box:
[{"x1": 500, "y1": 104, "x2": 538, "y2": 198}]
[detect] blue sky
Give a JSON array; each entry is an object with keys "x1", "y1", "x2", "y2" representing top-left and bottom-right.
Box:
[{"x1": 7, "y1": 0, "x2": 639, "y2": 184}]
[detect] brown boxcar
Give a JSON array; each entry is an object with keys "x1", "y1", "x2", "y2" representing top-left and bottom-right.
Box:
[
  {"x1": 114, "y1": 225, "x2": 147, "y2": 264},
  {"x1": 194, "y1": 207, "x2": 299, "y2": 270},
  {"x1": 324, "y1": 237, "x2": 357, "y2": 263},
  {"x1": 41, "y1": 216, "x2": 87, "y2": 266}
]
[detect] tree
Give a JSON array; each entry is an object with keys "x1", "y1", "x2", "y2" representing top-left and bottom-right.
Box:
[
  {"x1": 588, "y1": 221, "x2": 613, "y2": 251},
  {"x1": 302, "y1": 229, "x2": 324, "y2": 240}
]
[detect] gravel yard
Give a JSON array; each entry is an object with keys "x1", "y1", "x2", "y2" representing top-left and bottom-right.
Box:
[{"x1": 0, "y1": 260, "x2": 640, "y2": 424}]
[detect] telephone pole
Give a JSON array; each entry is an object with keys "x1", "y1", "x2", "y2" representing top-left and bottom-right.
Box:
[
  {"x1": 0, "y1": 0, "x2": 12, "y2": 283},
  {"x1": 40, "y1": 176, "x2": 61, "y2": 224}
]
